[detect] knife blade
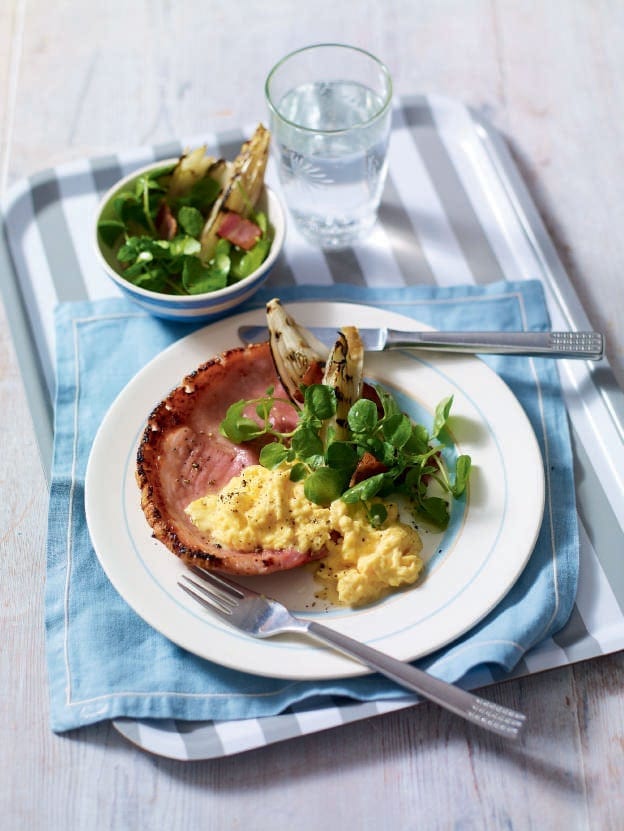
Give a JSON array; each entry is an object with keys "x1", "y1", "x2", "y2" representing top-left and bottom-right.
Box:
[{"x1": 237, "y1": 325, "x2": 604, "y2": 360}]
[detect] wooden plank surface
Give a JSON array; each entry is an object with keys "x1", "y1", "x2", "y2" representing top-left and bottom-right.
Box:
[{"x1": 1, "y1": 1, "x2": 623, "y2": 829}]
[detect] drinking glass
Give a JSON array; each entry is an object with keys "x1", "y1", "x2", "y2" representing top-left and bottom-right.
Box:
[{"x1": 265, "y1": 44, "x2": 393, "y2": 249}]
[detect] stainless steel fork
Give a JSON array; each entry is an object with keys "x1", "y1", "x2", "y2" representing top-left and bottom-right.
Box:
[{"x1": 179, "y1": 566, "x2": 526, "y2": 740}]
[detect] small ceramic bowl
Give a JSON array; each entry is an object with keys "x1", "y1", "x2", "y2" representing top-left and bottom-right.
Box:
[{"x1": 94, "y1": 159, "x2": 286, "y2": 322}]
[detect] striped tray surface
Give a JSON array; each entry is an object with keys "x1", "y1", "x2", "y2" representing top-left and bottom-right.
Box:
[{"x1": 2, "y1": 94, "x2": 623, "y2": 760}]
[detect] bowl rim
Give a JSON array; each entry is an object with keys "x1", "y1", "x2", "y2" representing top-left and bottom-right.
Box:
[{"x1": 94, "y1": 157, "x2": 285, "y2": 305}]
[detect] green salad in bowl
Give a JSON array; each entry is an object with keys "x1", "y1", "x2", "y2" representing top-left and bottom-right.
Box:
[{"x1": 95, "y1": 125, "x2": 285, "y2": 321}]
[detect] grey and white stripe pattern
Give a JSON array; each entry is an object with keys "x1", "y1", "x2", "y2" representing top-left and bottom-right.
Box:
[{"x1": 2, "y1": 94, "x2": 623, "y2": 760}]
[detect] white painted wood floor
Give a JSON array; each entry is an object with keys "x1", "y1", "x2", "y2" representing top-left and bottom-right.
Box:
[{"x1": 1, "y1": 2, "x2": 622, "y2": 828}]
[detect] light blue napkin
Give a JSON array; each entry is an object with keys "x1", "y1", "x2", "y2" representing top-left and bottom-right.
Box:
[{"x1": 45, "y1": 281, "x2": 578, "y2": 731}]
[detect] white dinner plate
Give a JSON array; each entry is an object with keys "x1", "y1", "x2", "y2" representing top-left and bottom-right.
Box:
[{"x1": 85, "y1": 301, "x2": 545, "y2": 680}]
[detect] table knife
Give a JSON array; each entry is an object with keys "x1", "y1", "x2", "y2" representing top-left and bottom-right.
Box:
[{"x1": 238, "y1": 326, "x2": 604, "y2": 360}]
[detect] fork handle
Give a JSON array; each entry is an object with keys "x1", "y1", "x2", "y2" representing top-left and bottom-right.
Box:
[{"x1": 306, "y1": 621, "x2": 523, "y2": 739}]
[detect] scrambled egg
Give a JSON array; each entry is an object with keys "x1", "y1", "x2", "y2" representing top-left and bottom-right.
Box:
[{"x1": 186, "y1": 465, "x2": 423, "y2": 606}]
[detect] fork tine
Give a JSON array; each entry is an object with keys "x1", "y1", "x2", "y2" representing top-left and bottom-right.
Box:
[
  {"x1": 179, "y1": 575, "x2": 236, "y2": 615},
  {"x1": 178, "y1": 578, "x2": 225, "y2": 615},
  {"x1": 189, "y1": 565, "x2": 251, "y2": 598}
]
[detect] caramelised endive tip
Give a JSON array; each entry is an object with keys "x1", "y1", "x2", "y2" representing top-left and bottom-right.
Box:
[
  {"x1": 200, "y1": 124, "x2": 271, "y2": 262},
  {"x1": 266, "y1": 297, "x2": 330, "y2": 405},
  {"x1": 167, "y1": 146, "x2": 218, "y2": 201},
  {"x1": 321, "y1": 327, "x2": 364, "y2": 442}
]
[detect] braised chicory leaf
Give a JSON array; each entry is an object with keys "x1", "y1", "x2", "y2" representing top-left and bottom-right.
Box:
[{"x1": 220, "y1": 381, "x2": 472, "y2": 528}]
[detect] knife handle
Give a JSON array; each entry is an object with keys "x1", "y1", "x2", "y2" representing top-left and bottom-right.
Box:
[{"x1": 385, "y1": 330, "x2": 604, "y2": 360}]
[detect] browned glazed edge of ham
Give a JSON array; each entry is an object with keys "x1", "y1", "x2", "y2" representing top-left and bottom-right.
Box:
[{"x1": 135, "y1": 341, "x2": 329, "y2": 575}]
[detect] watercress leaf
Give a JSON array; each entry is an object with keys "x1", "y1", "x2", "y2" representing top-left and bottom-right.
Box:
[
  {"x1": 220, "y1": 400, "x2": 247, "y2": 430},
  {"x1": 378, "y1": 441, "x2": 398, "y2": 467},
  {"x1": 180, "y1": 175, "x2": 221, "y2": 212},
  {"x1": 259, "y1": 442, "x2": 288, "y2": 469},
  {"x1": 202, "y1": 254, "x2": 230, "y2": 294},
  {"x1": 133, "y1": 174, "x2": 152, "y2": 201},
  {"x1": 451, "y1": 454, "x2": 472, "y2": 497},
  {"x1": 181, "y1": 256, "x2": 202, "y2": 291},
  {"x1": 416, "y1": 496, "x2": 450, "y2": 529},
  {"x1": 252, "y1": 210, "x2": 268, "y2": 234},
  {"x1": 118, "y1": 237, "x2": 171, "y2": 270},
  {"x1": 230, "y1": 235, "x2": 271, "y2": 281},
  {"x1": 215, "y1": 237, "x2": 231, "y2": 257},
  {"x1": 359, "y1": 435, "x2": 385, "y2": 459},
  {"x1": 113, "y1": 193, "x2": 146, "y2": 227},
  {"x1": 291, "y1": 425, "x2": 324, "y2": 459},
  {"x1": 342, "y1": 472, "x2": 386, "y2": 503},
  {"x1": 97, "y1": 219, "x2": 126, "y2": 248},
  {"x1": 134, "y1": 175, "x2": 160, "y2": 232},
  {"x1": 403, "y1": 467, "x2": 421, "y2": 490},
  {"x1": 383, "y1": 413, "x2": 413, "y2": 449},
  {"x1": 404, "y1": 423, "x2": 430, "y2": 455},
  {"x1": 132, "y1": 269, "x2": 169, "y2": 292},
  {"x1": 375, "y1": 385, "x2": 400, "y2": 419},
  {"x1": 301, "y1": 414, "x2": 322, "y2": 434},
  {"x1": 431, "y1": 395, "x2": 454, "y2": 439},
  {"x1": 112, "y1": 191, "x2": 132, "y2": 218},
  {"x1": 367, "y1": 502, "x2": 388, "y2": 527},
  {"x1": 220, "y1": 400, "x2": 265, "y2": 443},
  {"x1": 376, "y1": 477, "x2": 396, "y2": 498},
  {"x1": 255, "y1": 397, "x2": 274, "y2": 422},
  {"x1": 243, "y1": 415, "x2": 269, "y2": 443},
  {"x1": 177, "y1": 205, "x2": 204, "y2": 238},
  {"x1": 226, "y1": 416, "x2": 264, "y2": 443},
  {"x1": 289, "y1": 462, "x2": 308, "y2": 482},
  {"x1": 117, "y1": 241, "x2": 144, "y2": 264},
  {"x1": 304, "y1": 467, "x2": 345, "y2": 506},
  {"x1": 304, "y1": 384, "x2": 336, "y2": 421},
  {"x1": 182, "y1": 255, "x2": 228, "y2": 294},
  {"x1": 407, "y1": 470, "x2": 437, "y2": 504},
  {"x1": 169, "y1": 235, "x2": 201, "y2": 257},
  {"x1": 124, "y1": 259, "x2": 154, "y2": 279},
  {"x1": 326, "y1": 441, "x2": 358, "y2": 472},
  {"x1": 348, "y1": 398, "x2": 378, "y2": 433}
]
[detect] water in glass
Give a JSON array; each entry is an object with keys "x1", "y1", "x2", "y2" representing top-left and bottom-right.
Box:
[{"x1": 273, "y1": 80, "x2": 391, "y2": 248}]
